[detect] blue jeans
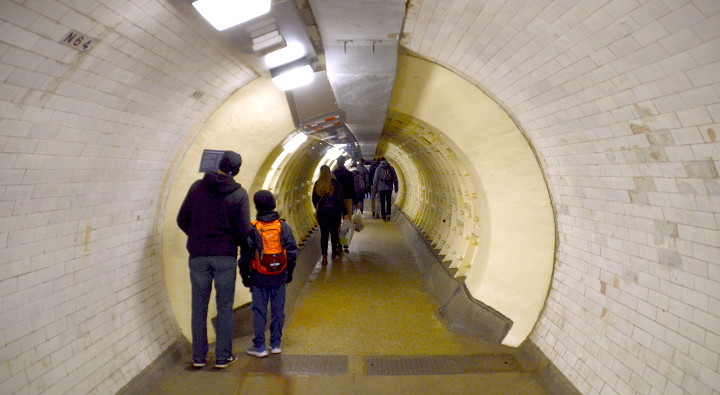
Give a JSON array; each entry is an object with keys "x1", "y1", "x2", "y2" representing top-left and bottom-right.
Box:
[
  {"x1": 189, "y1": 256, "x2": 236, "y2": 362},
  {"x1": 251, "y1": 284, "x2": 286, "y2": 349}
]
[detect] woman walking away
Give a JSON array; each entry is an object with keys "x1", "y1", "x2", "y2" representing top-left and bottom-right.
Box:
[{"x1": 312, "y1": 165, "x2": 347, "y2": 265}]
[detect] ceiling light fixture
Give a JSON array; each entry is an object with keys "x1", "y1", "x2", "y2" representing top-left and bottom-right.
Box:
[
  {"x1": 192, "y1": 0, "x2": 271, "y2": 31},
  {"x1": 282, "y1": 132, "x2": 308, "y2": 153},
  {"x1": 270, "y1": 58, "x2": 314, "y2": 91},
  {"x1": 251, "y1": 29, "x2": 286, "y2": 56},
  {"x1": 264, "y1": 41, "x2": 305, "y2": 69}
]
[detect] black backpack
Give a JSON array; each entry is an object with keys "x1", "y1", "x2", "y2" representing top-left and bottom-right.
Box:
[{"x1": 379, "y1": 168, "x2": 393, "y2": 183}]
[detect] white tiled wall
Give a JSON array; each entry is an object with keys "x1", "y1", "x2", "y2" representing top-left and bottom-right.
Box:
[
  {"x1": 0, "y1": 1, "x2": 255, "y2": 393},
  {"x1": 403, "y1": 0, "x2": 719, "y2": 393}
]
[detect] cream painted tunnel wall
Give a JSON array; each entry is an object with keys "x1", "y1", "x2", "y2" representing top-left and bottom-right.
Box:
[
  {"x1": 381, "y1": 56, "x2": 555, "y2": 346},
  {"x1": 1, "y1": 1, "x2": 719, "y2": 395}
]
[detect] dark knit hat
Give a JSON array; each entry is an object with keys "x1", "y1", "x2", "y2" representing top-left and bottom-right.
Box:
[
  {"x1": 218, "y1": 150, "x2": 242, "y2": 175},
  {"x1": 253, "y1": 190, "x2": 276, "y2": 212}
]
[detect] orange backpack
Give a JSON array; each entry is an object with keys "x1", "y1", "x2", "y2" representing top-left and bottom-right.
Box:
[{"x1": 251, "y1": 219, "x2": 288, "y2": 275}]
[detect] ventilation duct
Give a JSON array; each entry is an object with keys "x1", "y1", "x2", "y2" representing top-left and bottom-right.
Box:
[{"x1": 308, "y1": 0, "x2": 406, "y2": 161}]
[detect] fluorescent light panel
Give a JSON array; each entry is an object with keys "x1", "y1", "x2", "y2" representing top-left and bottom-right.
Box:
[
  {"x1": 192, "y1": 0, "x2": 271, "y2": 31},
  {"x1": 264, "y1": 41, "x2": 305, "y2": 69},
  {"x1": 272, "y1": 65, "x2": 314, "y2": 91},
  {"x1": 282, "y1": 133, "x2": 308, "y2": 153}
]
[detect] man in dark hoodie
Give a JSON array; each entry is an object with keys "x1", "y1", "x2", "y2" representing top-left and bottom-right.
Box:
[
  {"x1": 239, "y1": 190, "x2": 298, "y2": 357},
  {"x1": 177, "y1": 150, "x2": 251, "y2": 369}
]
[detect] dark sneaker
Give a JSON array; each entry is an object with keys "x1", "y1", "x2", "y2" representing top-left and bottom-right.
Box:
[
  {"x1": 192, "y1": 358, "x2": 206, "y2": 368},
  {"x1": 214, "y1": 355, "x2": 236, "y2": 369},
  {"x1": 246, "y1": 346, "x2": 268, "y2": 358}
]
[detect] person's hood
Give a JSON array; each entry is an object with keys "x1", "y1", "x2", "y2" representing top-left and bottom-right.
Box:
[
  {"x1": 378, "y1": 160, "x2": 389, "y2": 168},
  {"x1": 256, "y1": 211, "x2": 280, "y2": 222},
  {"x1": 202, "y1": 171, "x2": 241, "y2": 195}
]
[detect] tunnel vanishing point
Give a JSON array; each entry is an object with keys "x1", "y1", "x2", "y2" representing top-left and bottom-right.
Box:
[{"x1": 1, "y1": 1, "x2": 719, "y2": 394}]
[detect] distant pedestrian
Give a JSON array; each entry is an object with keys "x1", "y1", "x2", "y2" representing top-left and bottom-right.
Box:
[
  {"x1": 369, "y1": 158, "x2": 381, "y2": 218},
  {"x1": 351, "y1": 166, "x2": 366, "y2": 213},
  {"x1": 240, "y1": 190, "x2": 298, "y2": 357},
  {"x1": 312, "y1": 165, "x2": 347, "y2": 264},
  {"x1": 356, "y1": 158, "x2": 370, "y2": 198},
  {"x1": 177, "y1": 150, "x2": 251, "y2": 369},
  {"x1": 372, "y1": 158, "x2": 398, "y2": 222},
  {"x1": 332, "y1": 156, "x2": 355, "y2": 252}
]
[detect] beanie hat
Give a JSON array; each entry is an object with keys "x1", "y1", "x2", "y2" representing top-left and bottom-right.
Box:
[
  {"x1": 253, "y1": 190, "x2": 276, "y2": 212},
  {"x1": 218, "y1": 150, "x2": 242, "y2": 175}
]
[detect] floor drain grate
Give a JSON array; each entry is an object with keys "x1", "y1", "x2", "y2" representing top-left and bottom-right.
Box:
[
  {"x1": 242, "y1": 355, "x2": 348, "y2": 375},
  {"x1": 365, "y1": 354, "x2": 521, "y2": 375}
]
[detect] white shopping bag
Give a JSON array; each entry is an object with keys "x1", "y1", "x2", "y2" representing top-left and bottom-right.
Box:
[
  {"x1": 352, "y1": 210, "x2": 364, "y2": 232},
  {"x1": 339, "y1": 217, "x2": 354, "y2": 246}
]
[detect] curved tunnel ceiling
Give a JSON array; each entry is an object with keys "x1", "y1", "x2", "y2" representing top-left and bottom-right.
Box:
[{"x1": 163, "y1": 55, "x2": 554, "y2": 347}]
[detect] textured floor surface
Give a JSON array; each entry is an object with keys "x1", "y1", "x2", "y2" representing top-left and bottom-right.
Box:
[{"x1": 137, "y1": 212, "x2": 546, "y2": 394}]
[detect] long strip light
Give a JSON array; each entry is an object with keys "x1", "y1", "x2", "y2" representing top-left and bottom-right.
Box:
[
  {"x1": 192, "y1": 0, "x2": 271, "y2": 31},
  {"x1": 282, "y1": 133, "x2": 308, "y2": 153},
  {"x1": 272, "y1": 65, "x2": 314, "y2": 91},
  {"x1": 264, "y1": 42, "x2": 306, "y2": 69},
  {"x1": 270, "y1": 58, "x2": 314, "y2": 91}
]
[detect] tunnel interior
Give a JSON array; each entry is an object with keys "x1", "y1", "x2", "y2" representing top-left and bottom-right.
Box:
[
  {"x1": 162, "y1": 55, "x2": 555, "y2": 348},
  {"x1": 2, "y1": 1, "x2": 718, "y2": 394}
]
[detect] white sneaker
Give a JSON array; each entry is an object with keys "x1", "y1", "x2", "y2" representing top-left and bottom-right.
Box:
[
  {"x1": 270, "y1": 347, "x2": 281, "y2": 354},
  {"x1": 246, "y1": 346, "x2": 268, "y2": 358}
]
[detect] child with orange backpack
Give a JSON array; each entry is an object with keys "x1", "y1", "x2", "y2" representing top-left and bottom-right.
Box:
[{"x1": 239, "y1": 190, "x2": 298, "y2": 357}]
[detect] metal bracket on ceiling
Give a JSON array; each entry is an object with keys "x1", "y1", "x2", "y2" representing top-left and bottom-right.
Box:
[
  {"x1": 368, "y1": 39, "x2": 382, "y2": 53},
  {"x1": 338, "y1": 39, "x2": 353, "y2": 53}
]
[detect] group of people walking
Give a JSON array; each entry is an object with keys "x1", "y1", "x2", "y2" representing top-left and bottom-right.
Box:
[
  {"x1": 176, "y1": 150, "x2": 398, "y2": 370},
  {"x1": 312, "y1": 156, "x2": 399, "y2": 264}
]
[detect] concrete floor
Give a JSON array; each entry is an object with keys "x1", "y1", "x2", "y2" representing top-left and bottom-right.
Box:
[{"x1": 136, "y1": 212, "x2": 547, "y2": 394}]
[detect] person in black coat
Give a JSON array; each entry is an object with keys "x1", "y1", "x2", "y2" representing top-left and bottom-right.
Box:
[
  {"x1": 368, "y1": 157, "x2": 380, "y2": 218},
  {"x1": 312, "y1": 165, "x2": 347, "y2": 264},
  {"x1": 332, "y1": 156, "x2": 355, "y2": 251}
]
